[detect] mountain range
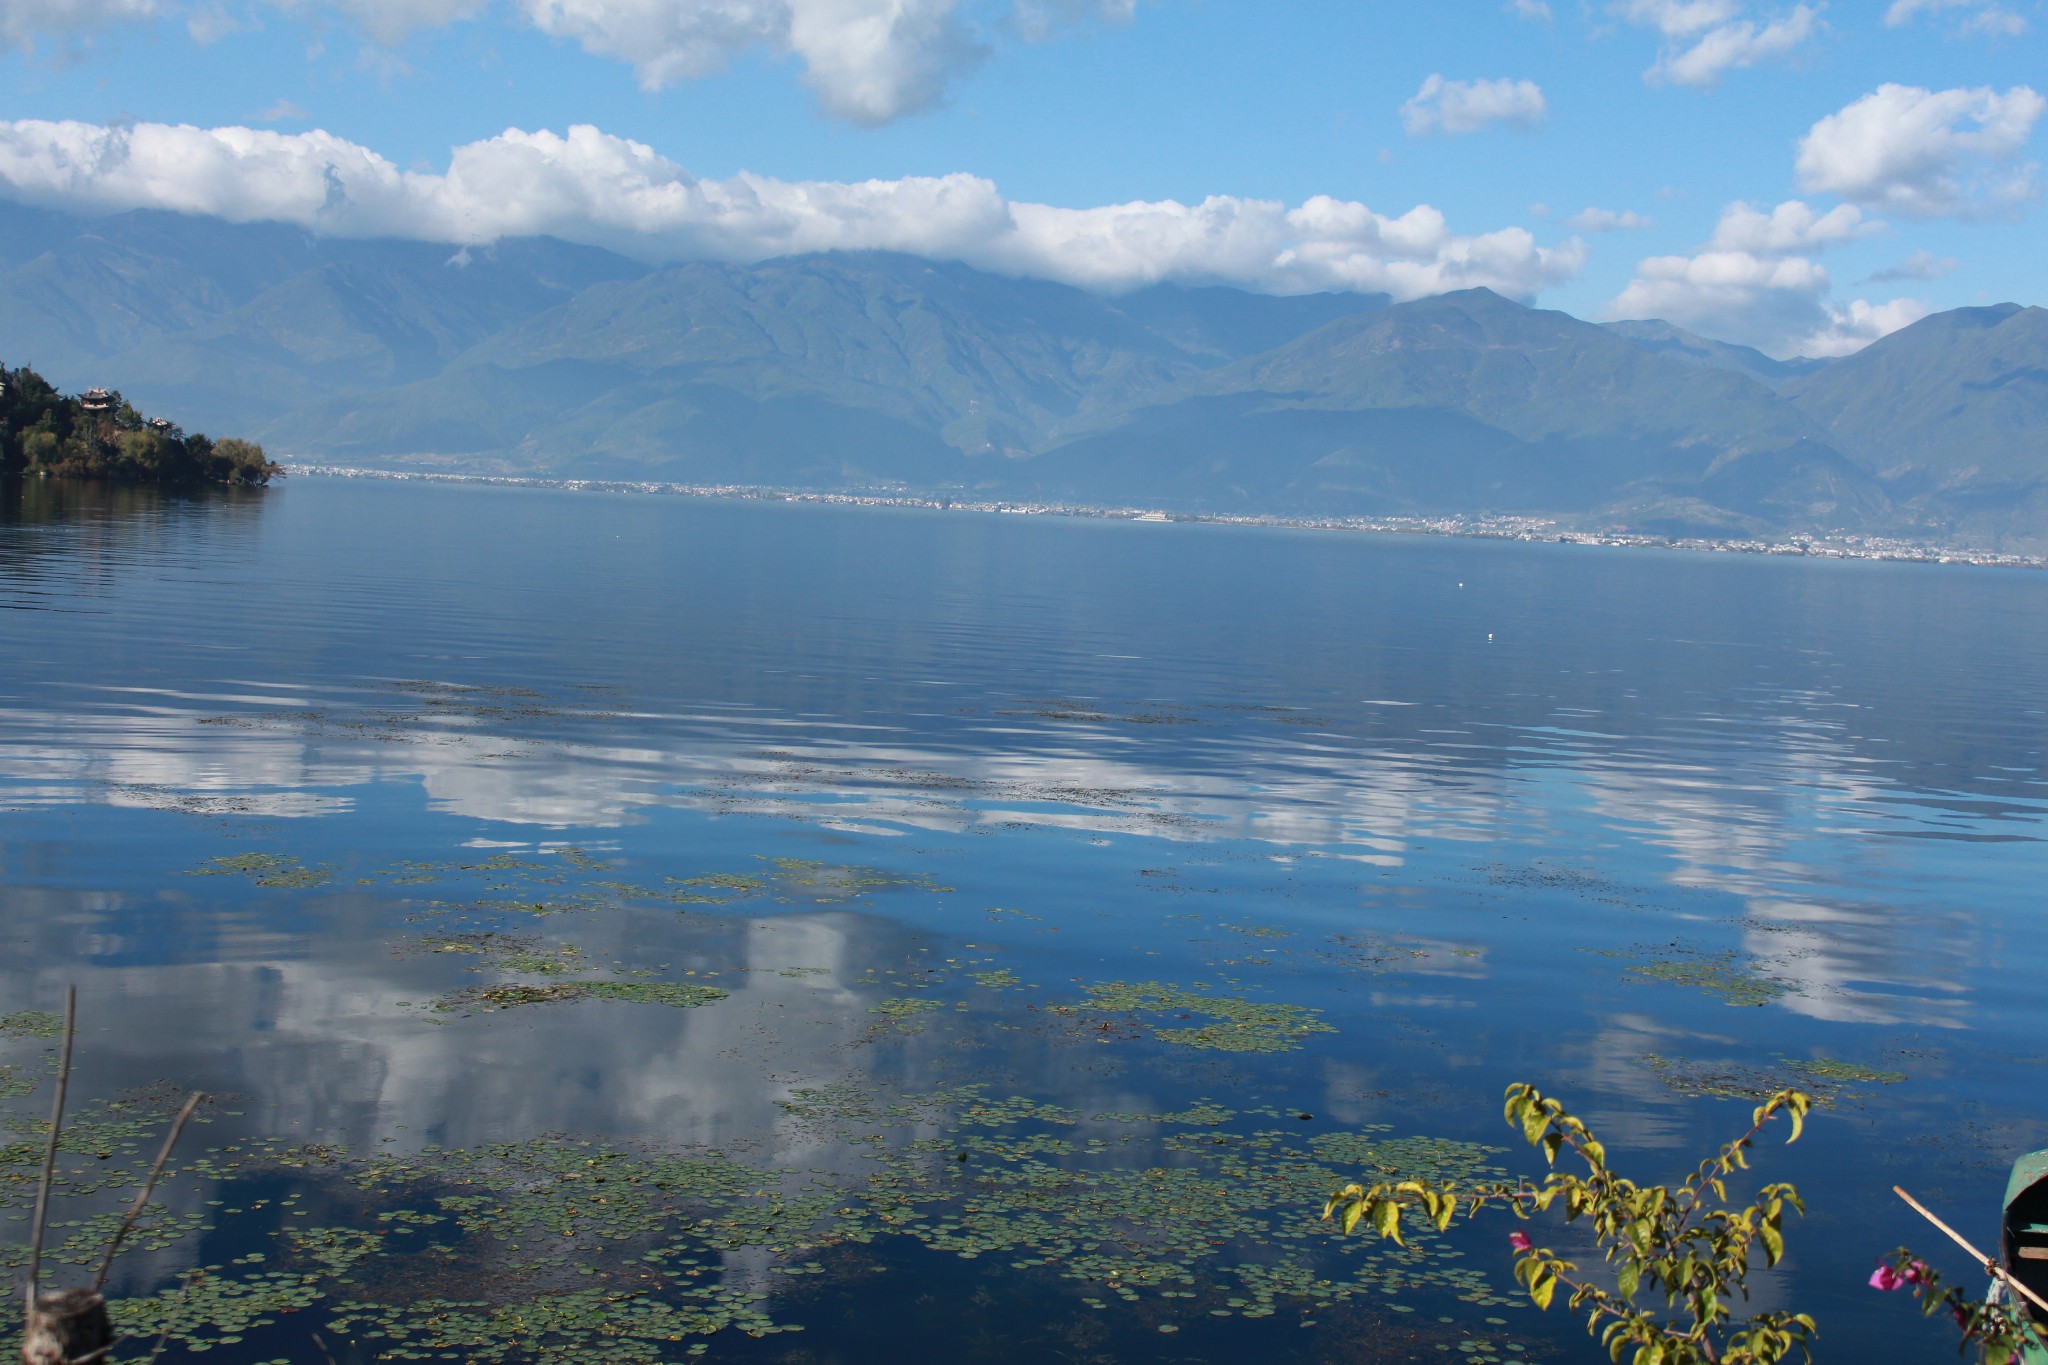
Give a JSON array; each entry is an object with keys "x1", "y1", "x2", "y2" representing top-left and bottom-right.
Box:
[{"x1": 3, "y1": 199, "x2": 2044, "y2": 547}]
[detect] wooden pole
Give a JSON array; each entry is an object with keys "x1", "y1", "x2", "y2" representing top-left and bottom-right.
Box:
[
  {"x1": 1893, "y1": 1184, "x2": 2048, "y2": 1318},
  {"x1": 20, "y1": 987, "x2": 115, "y2": 1365},
  {"x1": 25, "y1": 988, "x2": 77, "y2": 1310}
]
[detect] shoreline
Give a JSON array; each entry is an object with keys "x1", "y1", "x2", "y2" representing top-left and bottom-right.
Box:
[{"x1": 280, "y1": 463, "x2": 2048, "y2": 572}]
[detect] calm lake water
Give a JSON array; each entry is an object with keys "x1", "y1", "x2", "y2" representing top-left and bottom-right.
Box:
[{"x1": 2, "y1": 474, "x2": 2045, "y2": 1364}]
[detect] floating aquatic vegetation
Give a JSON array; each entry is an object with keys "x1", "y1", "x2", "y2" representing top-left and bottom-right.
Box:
[
  {"x1": 1094, "y1": 1100, "x2": 1235, "y2": 1126},
  {"x1": 430, "y1": 981, "x2": 728, "y2": 1013},
  {"x1": 409, "y1": 932, "x2": 586, "y2": 975},
  {"x1": 1783, "y1": 1057, "x2": 1906, "y2": 1086},
  {"x1": 0, "y1": 1009, "x2": 63, "y2": 1039},
  {"x1": 1589, "y1": 946, "x2": 1794, "y2": 1007},
  {"x1": 4, "y1": 1044, "x2": 1522, "y2": 1362},
  {"x1": 969, "y1": 968, "x2": 1022, "y2": 989},
  {"x1": 762, "y1": 857, "x2": 953, "y2": 902},
  {"x1": 1641, "y1": 1053, "x2": 1904, "y2": 1105},
  {"x1": 1060, "y1": 981, "x2": 1337, "y2": 1053},
  {"x1": 185, "y1": 852, "x2": 333, "y2": 889},
  {"x1": 866, "y1": 997, "x2": 942, "y2": 1033}
]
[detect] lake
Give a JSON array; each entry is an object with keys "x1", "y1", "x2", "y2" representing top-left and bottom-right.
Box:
[{"x1": 3, "y1": 473, "x2": 2045, "y2": 1364}]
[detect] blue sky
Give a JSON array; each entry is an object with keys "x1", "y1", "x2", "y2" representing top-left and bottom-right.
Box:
[{"x1": 1, "y1": 0, "x2": 2043, "y2": 355}]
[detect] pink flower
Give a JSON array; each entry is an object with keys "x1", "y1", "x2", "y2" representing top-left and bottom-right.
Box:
[
  {"x1": 1508, "y1": 1231, "x2": 1533, "y2": 1253},
  {"x1": 1951, "y1": 1305, "x2": 1969, "y2": 1328},
  {"x1": 1903, "y1": 1260, "x2": 1928, "y2": 1285},
  {"x1": 1869, "y1": 1265, "x2": 1904, "y2": 1292}
]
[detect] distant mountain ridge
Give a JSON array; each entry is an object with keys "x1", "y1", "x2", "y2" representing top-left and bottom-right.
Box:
[{"x1": 2, "y1": 200, "x2": 2044, "y2": 548}]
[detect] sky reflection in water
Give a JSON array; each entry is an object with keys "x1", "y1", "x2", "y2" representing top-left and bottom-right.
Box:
[{"x1": 1, "y1": 476, "x2": 2045, "y2": 1363}]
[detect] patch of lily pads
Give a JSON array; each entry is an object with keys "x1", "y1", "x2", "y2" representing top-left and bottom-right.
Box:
[
  {"x1": 1057, "y1": 980, "x2": 1337, "y2": 1052},
  {"x1": 4, "y1": 1063, "x2": 1520, "y2": 1362},
  {"x1": 1587, "y1": 945, "x2": 1795, "y2": 1007},
  {"x1": 1643, "y1": 1053, "x2": 1908, "y2": 1104}
]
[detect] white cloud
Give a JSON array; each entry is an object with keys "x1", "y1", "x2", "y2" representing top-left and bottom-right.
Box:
[
  {"x1": 1504, "y1": 0, "x2": 1552, "y2": 19},
  {"x1": 1884, "y1": 0, "x2": 2026, "y2": 36},
  {"x1": 1796, "y1": 83, "x2": 2045, "y2": 219},
  {"x1": 1565, "y1": 206, "x2": 1653, "y2": 232},
  {"x1": 1611, "y1": 0, "x2": 1820, "y2": 88},
  {"x1": 0, "y1": 0, "x2": 1116, "y2": 125},
  {"x1": 1609, "y1": 197, "x2": 1927, "y2": 357},
  {"x1": 1399, "y1": 74, "x2": 1548, "y2": 136},
  {"x1": 514, "y1": 0, "x2": 979, "y2": 122},
  {"x1": 1011, "y1": 0, "x2": 1136, "y2": 41},
  {"x1": 1860, "y1": 248, "x2": 1957, "y2": 283},
  {"x1": 1705, "y1": 198, "x2": 1875, "y2": 252},
  {"x1": 0, "y1": 0, "x2": 157, "y2": 48},
  {"x1": 0, "y1": 118, "x2": 1588, "y2": 300}
]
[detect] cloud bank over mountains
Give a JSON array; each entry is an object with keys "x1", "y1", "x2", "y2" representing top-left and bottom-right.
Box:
[
  {"x1": 0, "y1": 74, "x2": 2029, "y2": 358},
  {"x1": 0, "y1": 117, "x2": 1588, "y2": 300}
]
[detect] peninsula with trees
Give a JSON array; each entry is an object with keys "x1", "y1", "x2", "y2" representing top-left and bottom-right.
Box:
[{"x1": 0, "y1": 361, "x2": 276, "y2": 486}]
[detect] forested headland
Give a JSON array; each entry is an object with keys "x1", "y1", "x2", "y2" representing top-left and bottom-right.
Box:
[{"x1": 1, "y1": 362, "x2": 276, "y2": 486}]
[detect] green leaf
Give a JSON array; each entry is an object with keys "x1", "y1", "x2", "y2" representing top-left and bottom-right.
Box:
[
  {"x1": 1759, "y1": 1221, "x2": 1783, "y2": 1267},
  {"x1": 1372, "y1": 1198, "x2": 1403, "y2": 1246}
]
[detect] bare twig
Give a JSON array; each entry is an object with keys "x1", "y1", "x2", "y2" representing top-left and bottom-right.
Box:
[
  {"x1": 92, "y1": 1091, "x2": 205, "y2": 1292},
  {"x1": 25, "y1": 986, "x2": 78, "y2": 1314},
  {"x1": 311, "y1": 1331, "x2": 339, "y2": 1365}
]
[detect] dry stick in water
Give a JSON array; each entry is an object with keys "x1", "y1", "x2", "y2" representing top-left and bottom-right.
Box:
[
  {"x1": 20, "y1": 986, "x2": 115, "y2": 1365},
  {"x1": 24, "y1": 986, "x2": 77, "y2": 1311},
  {"x1": 91, "y1": 1092, "x2": 205, "y2": 1293}
]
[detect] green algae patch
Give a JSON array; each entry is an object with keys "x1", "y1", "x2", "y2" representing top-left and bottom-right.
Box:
[
  {"x1": 410, "y1": 931, "x2": 586, "y2": 975},
  {"x1": 431, "y1": 980, "x2": 728, "y2": 1013},
  {"x1": 1784, "y1": 1057, "x2": 1906, "y2": 1086},
  {"x1": 0, "y1": 1010, "x2": 62, "y2": 1039},
  {"x1": 4, "y1": 1055, "x2": 1523, "y2": 1360},
  {"x1": 866, "y1": 996, "x2": 942, "y2": 1033},
  {"x1": 1095, "y1": 1100, "x2": 1235, "y2": 1126},
  {"x1": 761, "y1": 857, "x2": 953, "y2": 902},
  {"x1": 1590, "y1": 945, "x2": 1794, "y2": 1007},
  {"x1": 1643, "y1": 1053, "x2": 1904, "y2": 1105},
  {"x1": 1061, "y1": 981, "x2": 1337, "y2": 1053},
  {"x1": 186, "y1": 852, "x2": 333, "y2": 889}
]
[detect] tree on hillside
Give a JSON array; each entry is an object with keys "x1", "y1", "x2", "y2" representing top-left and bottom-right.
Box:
[{"x1": 0, "y1": 362, "x2": 277, "y2": 486}]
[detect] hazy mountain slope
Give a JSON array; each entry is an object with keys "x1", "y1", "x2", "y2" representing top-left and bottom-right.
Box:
[
  {"x1": 1013, "y1": 289, "x2": 1882, "y2": 530},
  {"x1": 276, "y1": 253, "x2": 1391, "y2": 472},
  {"x1": 1783, "y1": 304, "x2": 2048, "y2": 487},
  {"x1": 0, "y1": 200, "x2": 77, "y2": 274},
  {"x1": 1183, "y1": 290, "x2": 1823, "y2": 449},
  {"x1": 99, "y1": 239, "x2": 648, "y2": 436},
  {"x1": 1109, "y1": 284, "x2": 1390, "y2": 362},
  {"x1": 1603, "y1": 319, "x2": 1828, "y2": 389},
  {"x1": 0, "y1": 212, "x2": 327, "y2": 379},
  {"x1": 0, "y1": 209, "x2": 647, "y2": 403}
]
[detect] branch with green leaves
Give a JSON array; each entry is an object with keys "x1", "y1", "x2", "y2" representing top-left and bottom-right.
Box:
[
  {"x1": 1323, "y1": 1083, "x2": 1817, "y2": 1365},
  {"x1": 1867, "y1": 1248, "x2": 2047, "y2": 1362}
]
